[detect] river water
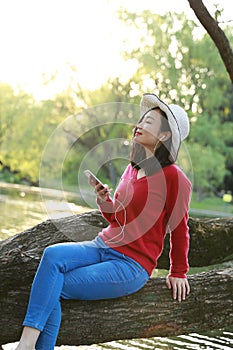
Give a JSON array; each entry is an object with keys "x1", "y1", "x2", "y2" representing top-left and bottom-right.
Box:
[{"x1": 1, "y1": 183, "x2": 233, "y2": 350}]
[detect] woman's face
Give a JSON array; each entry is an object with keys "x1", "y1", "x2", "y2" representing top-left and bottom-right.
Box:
[{"x1": 134, "y1": 109, "x2": 164, "y2": 153}]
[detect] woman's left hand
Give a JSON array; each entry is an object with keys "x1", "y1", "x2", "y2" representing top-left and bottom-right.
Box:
[{"x1": 166, "y1": 275, "x2": 190, "y2": 302}]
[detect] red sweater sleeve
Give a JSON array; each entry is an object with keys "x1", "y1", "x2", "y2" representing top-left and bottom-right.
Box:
[{"x1": 165, "y1": 166, "x2": 192, "y2": 278}]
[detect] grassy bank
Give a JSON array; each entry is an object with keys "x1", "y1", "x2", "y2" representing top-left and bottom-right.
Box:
[{"x1": 190, "y1": 192, "x2": 233, "y2": 216}]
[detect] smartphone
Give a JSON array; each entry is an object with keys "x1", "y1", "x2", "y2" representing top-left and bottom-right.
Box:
[{"x1": 84, "y1": 170, "x2": 105, "y2": 189}]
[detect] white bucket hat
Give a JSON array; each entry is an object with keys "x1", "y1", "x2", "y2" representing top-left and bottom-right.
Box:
[{"x1": 140, "y1": 93, "x2": 190, "y2": 162}]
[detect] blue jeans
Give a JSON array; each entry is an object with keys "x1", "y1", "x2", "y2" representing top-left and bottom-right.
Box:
[{"x1": 23, "y1": 236, "x2": 149, "y2": 350}]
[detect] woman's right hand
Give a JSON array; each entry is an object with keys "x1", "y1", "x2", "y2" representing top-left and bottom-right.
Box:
[{"x1": 95, "y1": 183, "x2": 111, "y2": 202}]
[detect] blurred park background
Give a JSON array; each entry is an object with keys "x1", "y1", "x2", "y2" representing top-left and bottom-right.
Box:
[{"x1": 0, "y1": 0, "x2": 232, "y2": 219}]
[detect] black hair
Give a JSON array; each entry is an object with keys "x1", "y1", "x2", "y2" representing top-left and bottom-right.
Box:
[{"x1": 130, "y1": 107, "x2": 173, "y2": 176}]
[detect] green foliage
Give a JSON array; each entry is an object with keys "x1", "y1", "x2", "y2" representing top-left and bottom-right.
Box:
[
  {"x1": 60, "y1": 106, "x2": 135, "y2": 188},
  {"x1": 0, "y1": 8, "x2": 232, "y2": 200},
  {"x1": 188, "y1": 143, "x2": 227, "y2": 198},
  {"x1": 0, "y1": 84, "x2": 79, "y2": 183},
  {"x1": 118, "y1": 8, "x2": 233, "y2": 196}
]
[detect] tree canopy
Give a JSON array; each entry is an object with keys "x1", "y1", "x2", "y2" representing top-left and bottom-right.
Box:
[{"x1": 0, "y1": 6, "x2": 232, "y2": 200}]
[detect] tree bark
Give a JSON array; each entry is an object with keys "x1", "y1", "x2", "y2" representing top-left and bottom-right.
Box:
[
  {"x1": 1, "y1": 211, "x2": 232, "y2": 269},
  {"x1": 187, "y1": 0, "x2": 233, "y2": 84},
  {"x1": 0, "y1": 211, "x2": 233, "y2": 346}
]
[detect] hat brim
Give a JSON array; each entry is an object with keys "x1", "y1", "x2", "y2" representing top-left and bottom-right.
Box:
[{"x1": 140, "y1": 93, "x2": 181, "y2": 162}]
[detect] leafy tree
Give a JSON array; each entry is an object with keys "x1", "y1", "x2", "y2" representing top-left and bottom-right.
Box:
[
  {"x1": 60, "y1": 82, "x2": 139, "y2": 188},
  {"x1": 187, "y1": 0, "x2": 233, "y2": 83},
  {"x1": 118, "y1": 9, "x2": 233, "y2": 196},
  {"x1": 188, "y1": 143, "x2": 227, "y2": 200},
  {"x1": 0, "y1": 84, "x2": 36, "y2": 181},
  {"x1": 0, "y1": 84, "x2": 79, "y2": 184},
  {"x1": 1, "y1": 6, "x2": 232, "y2": 197}
]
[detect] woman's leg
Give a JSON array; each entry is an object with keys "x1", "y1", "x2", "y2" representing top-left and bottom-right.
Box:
[
  {"x1": 61, "y1": 248, "x2": 149, "y2": 300},
  {"x1": 34, "y1": 254, "x2": 149, "y2": 350},
  {"x1": 16, "y1": 240, "x2": 102, "y2": 350},
  {"x1": 35, "y1": 301, "x2": 61, "y2": 350},
  {"x1": 16, "y1": 240, "x2": 149, "y2": 350},
  {"x1": 15, "y1": 327, "x2": 40, "y2": 350}
]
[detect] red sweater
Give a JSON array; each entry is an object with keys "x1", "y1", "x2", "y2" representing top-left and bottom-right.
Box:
[{"x1": 98, "y1": 164, "x2": 192, "y2": 277}]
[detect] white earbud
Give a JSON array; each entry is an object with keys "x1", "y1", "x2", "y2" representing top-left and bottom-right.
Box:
[{"x1": 160, "y1": 135, "x2": 166, "y2": 141}]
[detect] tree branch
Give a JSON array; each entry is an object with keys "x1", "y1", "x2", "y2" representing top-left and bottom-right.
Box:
[
  {"x1": 187, "y1": 0, "x2": 233, "y2": 84},
  {"x1": 0, "y1": 212, "x2": 233, "y2": 346}
]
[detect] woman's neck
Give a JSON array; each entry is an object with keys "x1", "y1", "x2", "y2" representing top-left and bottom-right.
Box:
[{"x1": 145, "y1": 147, "x2": 154, "y2": 159}]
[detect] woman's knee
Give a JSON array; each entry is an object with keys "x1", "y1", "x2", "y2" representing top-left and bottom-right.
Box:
[{"x1": 42, "y1": 244, "x2": 62, "y2": 265}]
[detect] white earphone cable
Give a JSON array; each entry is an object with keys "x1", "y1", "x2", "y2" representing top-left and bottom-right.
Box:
[{"x1": 105, "y1": 178, "x2": 132, "y2": 244}]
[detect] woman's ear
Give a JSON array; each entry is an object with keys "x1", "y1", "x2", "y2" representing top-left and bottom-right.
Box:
[{"x1": 159, "y1": 131, "x2": 171, "y2": 142}]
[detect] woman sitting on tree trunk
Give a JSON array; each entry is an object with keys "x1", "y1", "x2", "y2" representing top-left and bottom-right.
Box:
[{"x1": 15, "y1": 93, "x2": 192, "y2": 350}]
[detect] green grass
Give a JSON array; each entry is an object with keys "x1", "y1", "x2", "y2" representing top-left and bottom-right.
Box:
[
  {"x1": 190, "y1": 192, "x2": 233, "y2": 215},
  {"x1": 152, "y1": 260, "x2": 233, "y2": 278}
]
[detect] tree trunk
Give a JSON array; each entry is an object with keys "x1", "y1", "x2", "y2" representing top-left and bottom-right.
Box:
[
  {"x1": 1, "y1": 211, "x2": 232, "y2": 269},
  {"x1": 0, "y1": 211, "x2": 233, "y2": 346},
  {"x1": 187, "y1": 0, "x2": 233, "y2": 84}
]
